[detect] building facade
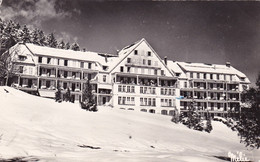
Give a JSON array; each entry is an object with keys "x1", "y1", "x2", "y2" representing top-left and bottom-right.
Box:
[{"x1": 3, "y1": 39, "x2": 250, "y2": 117}]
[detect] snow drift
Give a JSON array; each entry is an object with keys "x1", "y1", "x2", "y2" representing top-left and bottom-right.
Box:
[{"x1": 0, "y1": 86, "x2": 259, "y2": 161}]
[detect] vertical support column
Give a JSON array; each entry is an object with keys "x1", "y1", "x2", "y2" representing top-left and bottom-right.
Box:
[
  {"x1": 18, "y1": 75, "x2": 21, "y2": 88},
  {"x1": 37, "y1": 77, "x2": 40, "y2": 89},
  {"x1": 157, "y1": 77, "x2": 159, "y2": 86},
  {"x1": 137, "y1": 75, "x2": 139, "y2": 85},
  {"x1": 56, "y1": 67, "x2": 58, "y2": 78}
]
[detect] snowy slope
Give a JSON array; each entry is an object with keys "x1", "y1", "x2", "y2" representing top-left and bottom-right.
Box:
[{"x1": 0, "y1": 86, "x2": 259, "y2": 162}]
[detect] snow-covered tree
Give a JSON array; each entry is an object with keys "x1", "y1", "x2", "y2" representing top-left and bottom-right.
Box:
[
  {"x1": 80, "y1": 80, "x2": 97, "y2": 111},
  {"x1": 64, "y1": 87, "x2": 71, "y2": 102},
  {"x1": 70, "y1": 42, "x2": 80, "y2": 51},
  {"x1": 30, "y1": 28, "x2": 40, "y2": 45},
  {"x1": 65, "y1": 42, "x2": 70, "y2": 50},
  {"x1": 46, "y1": 33, "x2": 57, "y2": 48},
  {"x1": 19, "y1": 25, "x2": 31, "y2": 43},
  {"x1": 58, "y1": 40, "x2": 65, "y2": 49},
  {"x1": 37, "y1": 30, "x2": 46, "y2": 46}
]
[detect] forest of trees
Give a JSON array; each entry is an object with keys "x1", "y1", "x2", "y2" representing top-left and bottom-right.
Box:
[{"x1": 0, "y1": 18, "x2": 81, "y2": 55}]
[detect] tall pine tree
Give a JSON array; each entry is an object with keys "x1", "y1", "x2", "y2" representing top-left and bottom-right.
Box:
[
  {"x1": 81, "y1": 80, "x2": 97, "y2": 111},
  {"x1": 46, "y1": 33, "x2": 57, "y2": 48}
]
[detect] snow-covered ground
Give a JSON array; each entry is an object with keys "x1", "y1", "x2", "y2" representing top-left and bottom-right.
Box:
[{"x1": 0, "y1": 86, "x2": 259, "y2": 162}]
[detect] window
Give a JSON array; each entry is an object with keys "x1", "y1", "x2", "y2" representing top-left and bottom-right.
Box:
[
  {"x1": 47, "y1": 58, "x2": 51, "y2": 64},
  {"x1": 118, "y1": 97, "x2": 122, "y2": 104},
  {"x1": 148, "y1": 51, "x2": 151, "y2": 56},
  {"x1": 190, "y1": 72, "x2": 193, "y2": 78},
  {"x1": 217, "y1": 74, "x2": 220, "y2": 80},
  {"x1": 230, "y1": 75, "x2": 232, "y2": 81},
  {"x1": 131, "y1": 97, "x2": 135, "y2": 104},
  {"x1": 57, "y1": 59, "x2": 60, "y2": 65},
  {"x1": 88, "y1": 63, "x2": 92, "y2": 69},
  {"x1": 204, "y1": 73, "x2": 206, "y2": 79},
  {"x1": 224, "y1": 74, "x2": 226, "y2": 80},
  {"x1": 140, "y1": 98, "x2": 143, "y2": 105},
  {"x1": 184, "y1": 82, "x2": 187, "y2": 88},
  {"x1": 127, "y1": 86, "x2": 130, "y2": 93},
  {"x1": 127, "y1": 58, "x2": 131, "y2": 63},
  {"x1": 80, "y1": 62, "x2": 84, "y2": 68},
  {"x1": 103, "y1": 75, "x2": 106, "y2": 82},
  {"x1": 131, "y1": 86, "x2": 135, "y2": 93},
  {"x1": 134, "y1": 50, "x2": 138, "y2": 55},
  {"x1": 127, "y1": 67, "x2": 131, "y2": 73},
  {"x1": 197, "y1": 73, "x2": 200, "y2": 79},
  {"x1": 118, "y1": 85, "x2": 122, "y2": 92},
  {"x1": 148, "y1": 60, "x2": 151, "y2": 66},
  {"x1": 19, "y1": 66, "x2": 23, "y2": 73},
  {"x1": 120, "y1": 66, "x2": 124, "y2": 72},
  {"x1": 64, "y1": 60, "x2": 68, "y2": 66},
  {"x1": 154, "y1": 69, "x2": 157, "y2": 75},
  {"x1": 140, "y1": 87, "x2": 143, "y2": 93},
  {"x1": 103, "y1": 66, "x2": 108, "y2": 71},
  {"x1": 161, "y1": 70, "x2": 164, "y2": 76},
  {"x1": 210, "y1": 74, "x2": 213, "y2": 79},
  {"x1": 152, "y1": 98, "x2": 156, "y2": 106},
  {"x1": 38, "y1": 56, "x2": 42, "y2": 63},
  {"x1": 143, "y1": 59, "x2": 146, "y2": 65},
  {"x1": 18, "y1": 55, "x2": 26, "y2": 61}
]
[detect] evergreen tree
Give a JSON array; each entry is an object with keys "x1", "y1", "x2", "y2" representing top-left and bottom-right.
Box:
[
  {"x1": 64, "y1": 87, "x2": 71, "y2": 102},
  {"x1": 237, "y1": 73, "x2": 260, "y2": 149},
  {"x1": 180, "y1": 101, "x2": 203, "y2": 131},
  {"x1": 205, "y1": 111, "x2": 213, "y2": 133},
  {"x1": 46, "y1": 33, "x2": 57, "y2": 48},
  {"x1": 38, "y1": 30, "x2": 46, "y2": 46},
  {"x1": 70, "y1": 42, "x2": 80, "y2": 51},
  {"x1": 20, "y1": 25, "x2": 31, "y2": 43},
  {"x1": 58, "y1": 40, "x2": 65, "y2": 49},
  {"x1": 30, "y1": 28, "x2": 40, "y2": 45},
  {"x1": 80, "y1": 80, "x2": 97, "y2": 111},
  {"x1": 65, "y1": 42, "x2": 70, "y2": 50},
  {"x1": 55, "y1": 82, "x2": 62, "y2": 103}
]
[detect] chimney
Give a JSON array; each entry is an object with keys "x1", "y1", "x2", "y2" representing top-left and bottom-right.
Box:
[
  {"x1": 116, "y1": 50, "x2": 120, "y2": 55},
  {"x1": 105, "y1": 53, "x2": 108, "y2": 63},
  {"x1": 226, "y1": 61, "x2": 231, "y2": 68},
  {"x1": 164, "y1": 56, "x2": 167, "y2": 65}
]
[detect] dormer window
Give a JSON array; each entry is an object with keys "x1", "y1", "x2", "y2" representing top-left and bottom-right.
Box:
[
  {"x1": 88, "y1": 63, "x2": 92, "y2": 69},
  {"x1": 134, "y1": 50, "x2": 138, "y2": 55},
  {"x1": 148, "y1": 51, "x2": 151, "y2": 56},
  {"x1": 103, "y1": 66, "x2": 108, "y2": 71}
]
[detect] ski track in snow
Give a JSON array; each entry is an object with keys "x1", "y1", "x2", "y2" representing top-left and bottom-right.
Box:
[{"x1": 0, "y1": 86, "x2": 259, "y2": 162}]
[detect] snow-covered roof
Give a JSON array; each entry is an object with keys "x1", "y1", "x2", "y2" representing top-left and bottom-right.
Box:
[
  {"x1": 21, "y1": 43, "x2": 108, "y2": 65},
  {"x1": 177, "y1": 61, "x2": 248, "y2": 78},
  {"x1": 166, "y1": 60, "x2": 187, "y2": 79}
]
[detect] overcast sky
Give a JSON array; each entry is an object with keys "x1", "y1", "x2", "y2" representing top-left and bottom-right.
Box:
[{"x1": 0, "y1": 0, "x2": 259, "y2": 85}]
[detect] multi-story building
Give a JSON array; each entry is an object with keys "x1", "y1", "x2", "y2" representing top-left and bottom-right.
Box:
[
  {"x1": 3, "y1": 38, "x2": 250, "y2": 117},
  {"x1": 168, "y1": 61, "x2": 250, "y2": 117}
]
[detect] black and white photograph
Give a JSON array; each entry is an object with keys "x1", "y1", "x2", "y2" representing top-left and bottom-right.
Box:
[{"x1": 0, "y1": 0, "x2": 259, "y2": 161}]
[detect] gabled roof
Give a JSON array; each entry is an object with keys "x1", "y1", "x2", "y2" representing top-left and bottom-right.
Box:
[{"x1": 108, "y1": 38, "x2": 175, "y2": 76}]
